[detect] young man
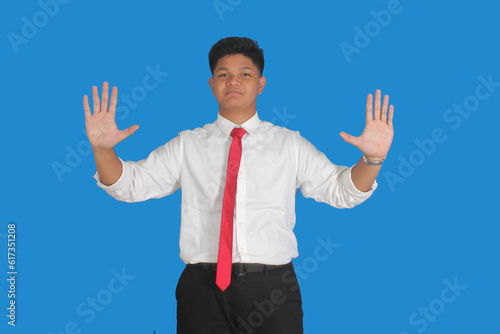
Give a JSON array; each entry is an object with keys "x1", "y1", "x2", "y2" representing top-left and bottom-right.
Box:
[{"x1": 83, "y1": 37, "x2": 394, "y2": 333}]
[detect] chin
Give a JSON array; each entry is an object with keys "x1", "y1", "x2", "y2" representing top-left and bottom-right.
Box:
[{"x1": 223, "y1": 103, "x2": 245, "y2": 110}]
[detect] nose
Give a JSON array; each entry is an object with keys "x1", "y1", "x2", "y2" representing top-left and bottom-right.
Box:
[{"x1": 227, "y1": 75, "x2": 241, "y2": 86}]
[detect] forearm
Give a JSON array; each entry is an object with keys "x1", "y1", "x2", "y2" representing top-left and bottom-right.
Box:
[
  {"x1": 351, "y1": 156, "x2": 382, "y2": 192},
  {"x1": 93, "y1": 148, "x2": 123, "y2": 186}
]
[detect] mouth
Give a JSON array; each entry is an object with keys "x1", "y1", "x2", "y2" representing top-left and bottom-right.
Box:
[{"x1": 225, "y1": 91, "x2": 243, "y2": 95}]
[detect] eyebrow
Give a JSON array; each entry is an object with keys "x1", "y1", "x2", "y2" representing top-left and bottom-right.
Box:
[{"x1": 215, "y1": 66, "x2": 254, "y2": 72}]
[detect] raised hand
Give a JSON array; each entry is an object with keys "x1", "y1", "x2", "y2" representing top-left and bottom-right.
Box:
[
  {"x1": 83, "y1": 81, "x2": 139, "y2": 150},
  {"x1": 340, "y1": 89, "x2": 394, "y2": 161}
]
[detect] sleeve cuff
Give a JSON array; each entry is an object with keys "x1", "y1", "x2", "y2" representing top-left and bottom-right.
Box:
[
  {"x1": 93, "y1": 157, "x2": 130, "y2": 196},
  {"x1": 344, "y1": 165, "x2": 378, "y2": 197}
]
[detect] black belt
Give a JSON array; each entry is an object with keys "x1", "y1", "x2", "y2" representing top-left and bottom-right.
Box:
[{"x1": 188, "y1": 262, "x2": 291, "y2": 276}]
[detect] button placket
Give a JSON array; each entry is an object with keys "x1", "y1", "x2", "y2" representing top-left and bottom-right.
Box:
[{"x1": 235, "y1": 153, "x2": 249, "y2": 262}]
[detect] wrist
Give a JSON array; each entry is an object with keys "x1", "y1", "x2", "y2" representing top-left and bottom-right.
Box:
[
  {"x1": 362, "y1": 154, "x2": 385, "y2": 166},
  {"x1": 93, "y1": 146, "x2": 116, "y2": 156}
]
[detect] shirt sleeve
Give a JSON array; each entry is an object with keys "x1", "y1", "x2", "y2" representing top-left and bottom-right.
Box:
[
  {"x1": 93, "y1": 134, "x2": 182, "y2": 203},
  {"x1": 294, "y1": 131, "x2": 377, "y2": 209}
]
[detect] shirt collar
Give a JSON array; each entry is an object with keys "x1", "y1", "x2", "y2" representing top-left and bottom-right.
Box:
[{"x1": 216, "y1": 111, "x2": 261, "y2": 136}]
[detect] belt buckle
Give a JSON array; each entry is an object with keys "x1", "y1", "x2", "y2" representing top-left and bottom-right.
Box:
[{"x1": 235, "y1": 263, "x2": 246, "y2": 276}]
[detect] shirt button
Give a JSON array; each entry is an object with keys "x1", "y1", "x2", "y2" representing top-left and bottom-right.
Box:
[
  {"x1": 239, "y1": 170, "x2": 244, "y2": 175},
  {"x1": 238, "y1": 222, "x2": 243, "y2": 226}
]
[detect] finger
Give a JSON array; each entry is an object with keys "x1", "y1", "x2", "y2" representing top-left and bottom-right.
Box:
[
  {"x1": 101, "y1": 81, "x2": 109, "y2": 112},
  {"x1": 83, "y1": 95, "x2": 92, "y2": 118},
  {"x1": 366, "y1": 93, "x2": 373, "y2": 121},
  {"x1": 339, "y1": 131, "x2": 361, "y2": 148},
  {"x1": 381, "y1": 94, "x2": 389, "y2": 122},
  {"x1": 373, "y1": 89, "x2": 381, "y2": 120},
  {"x1": 387, "y1": 104, "x2": 394, "y2": 127},
  {"x1": 92, "y1": 86, "x2": 101, "y2": 113},
  {"x1": 118, "y1": 124, "x2": 140, "y2": 142},
  {"x1": 109, "y1": 86, "x2": 118, "y2": 114}
]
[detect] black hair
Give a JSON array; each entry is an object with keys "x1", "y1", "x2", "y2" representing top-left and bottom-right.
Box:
[{"x1": 209, "y1": 37, "x2": 264, "y2": 76}]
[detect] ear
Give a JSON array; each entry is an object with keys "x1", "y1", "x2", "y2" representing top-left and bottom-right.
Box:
[
  {"x1": 258, "y1": 76, "x2": 267, "y2": 94},
  {"x1": 208, "y1": 77, "x2": 214, "y2": 95}
]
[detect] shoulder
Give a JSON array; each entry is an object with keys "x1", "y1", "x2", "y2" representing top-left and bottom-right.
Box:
[
  {"x1": 257, "y1": 120, "x2": 299, "y2": 137},
  {"x1": 177, "y1": 121, "x2": 219, "y2": 139}
]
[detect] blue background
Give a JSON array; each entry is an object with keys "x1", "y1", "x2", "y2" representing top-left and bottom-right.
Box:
[{"x1": 1, "y1": 0, "x2": 499, "y2": 333}]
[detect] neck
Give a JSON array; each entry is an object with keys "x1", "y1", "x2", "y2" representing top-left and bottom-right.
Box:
[{"x1": 219, "y1": 108, "x2": 256, "y2": 125}]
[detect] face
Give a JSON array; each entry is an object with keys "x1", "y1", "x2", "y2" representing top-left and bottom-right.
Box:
[{"x1": 209, "y1": 54, "x2": 266, "y2": 114}]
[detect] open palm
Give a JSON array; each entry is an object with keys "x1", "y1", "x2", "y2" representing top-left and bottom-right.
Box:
[
  {"x1": 340, "y1": 89, "x2": 394, "y2": 161},
  {"x1": 83, "y1": 81, "x2": 139, "y2": 150}
]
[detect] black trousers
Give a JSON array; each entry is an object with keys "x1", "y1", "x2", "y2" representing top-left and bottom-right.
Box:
[{"x1": 176, "y1": 262, "x2": 304, "y2": 334}]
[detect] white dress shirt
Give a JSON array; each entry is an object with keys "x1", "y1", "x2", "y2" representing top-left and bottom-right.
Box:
[{"x1": 94, "y1": 111, "x2": 377, "y2": 265}]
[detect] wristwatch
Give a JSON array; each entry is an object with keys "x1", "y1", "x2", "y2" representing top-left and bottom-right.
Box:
[{"x1": 362, "y1": 154, "x2": 385, "y2": 166}]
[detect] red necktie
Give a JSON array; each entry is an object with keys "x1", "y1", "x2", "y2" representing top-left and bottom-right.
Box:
[{"x1": 216, "y1": 127, "x2": 246, "y2": 291}]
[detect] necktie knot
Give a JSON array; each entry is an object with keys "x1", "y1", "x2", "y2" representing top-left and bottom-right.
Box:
[{"x1": 230, "y1": 127, "x2": 246, "y2": 139}]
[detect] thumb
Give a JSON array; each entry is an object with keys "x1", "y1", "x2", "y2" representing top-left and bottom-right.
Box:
[
  {"x1": 339, "y1": 131, "x2": 360, "y2": 147},
  {"x1": 118, "y1": 124, "x2": 139, "y2": 142}
]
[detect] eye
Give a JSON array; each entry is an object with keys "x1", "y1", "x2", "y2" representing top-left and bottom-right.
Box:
[
  {"x1": 242, "y1": 73, "x2": 251, "y2": 76},
  {"x1": 219, "y1": 73, "x2": 228, "y2": 77}
]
